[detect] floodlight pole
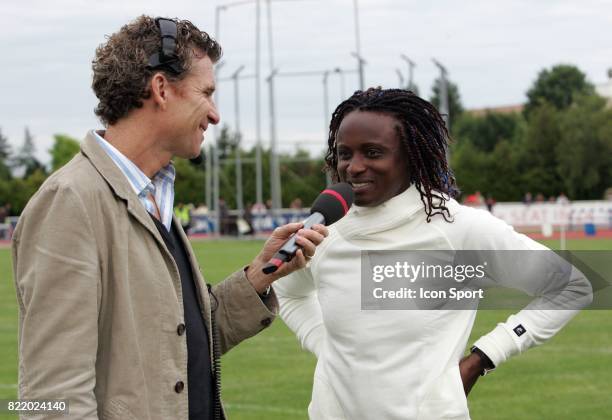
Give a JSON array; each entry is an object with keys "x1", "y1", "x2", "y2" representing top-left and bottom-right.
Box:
[
  {"x1": 353, "y1": 0, "x2": 365, "y2": 89},
  {"x1": 400, "y1": 54, "x2": 415, "y2": 90},
  {"x1": 432, "y1": 58, "x2": 450, "y2": 162},
  {"x1": 432, "y1": 58, "x2": 449, "y2": 130},
  {"x1": 211, "y1": 61, "x2": 225, "y2": 235},
  {"x1": 396, "y1": 69, "x2": 404, "y2": 88},
  {"x1": 231, "y1": 65, "x2": 246, "y2": 224},
  {"x1": 334, "y1": 67, "x2": 347, "y2": 98},
  {"x1": 267, "y1": 68, "x2": 282, "y2": 211},
  {"x1": 322, "y1": 70, "x2": 332, "y2": 185}
]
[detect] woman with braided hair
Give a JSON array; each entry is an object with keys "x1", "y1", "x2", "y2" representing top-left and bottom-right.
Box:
[{"x1": 275, "y1": 88, "x2": 591, "y2": 420}]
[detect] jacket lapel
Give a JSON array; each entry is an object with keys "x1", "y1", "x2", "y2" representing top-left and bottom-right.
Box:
[
  {"x1": 80, "y1": 131, "x2": 171, "y2": 259},
  {"x1": 172, "y1": 216, "x2": 216, "y2": 370},
  {"x1": 172, "y1": 216, "x2": 213, "y2": 333}
]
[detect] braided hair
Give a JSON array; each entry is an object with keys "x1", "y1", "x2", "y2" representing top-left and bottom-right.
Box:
[{"x1": 324, "y1": 87, "x2": 459, "y2": 222}]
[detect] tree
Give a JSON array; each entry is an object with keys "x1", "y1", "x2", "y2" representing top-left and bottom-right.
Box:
[
  {"x1": 0, "y1": 128, "x2": 11, "y2": 180},
  {"x1": 453, "y1": 111, "x2": 523, "y2": 152},
  {"x1": 556, "y1": 95, "x2": 612, "y2": 199},
  {"x1": 13, "y1": 127, "x2": 45, "y2": 177},
  {"x1": 174, "y1": 158, "x2": 206, "y2": 205},
  {"x1": 450, "y1": 140, "x2": 488, "y2": 197},
  {"x1": 50, "y1": 134, "x2": 81, "y2": 172},
  {"x1": 216, "y1": 124, "x2": 238, "y2": 160},
  {"x1": 516, "y1": 103, "x2": 564, "y2": 198},
  {"x1": 280, "y1": 149, "x2": 326, "y2": 207},
  {"x1": 0, "y1": 127, "x2": 11, "y2": 160},
  {"x1": 0, "y1": 160, "x2": 10, "y2": 181},
  {"x1": 451, "y1": 138, "x2": 524, "y2": 202},
  {"x1": 0, "y1": 169, "x2": 47, "y2": 214},
  {"x1": 524, "y1": 64, "x2": 595, "y2": 118},
  {"x1": 486, "y1": 140, "x2": 524, "y2": 201},
  {"x1": 430, "y1": 77, "x2": 464, "y2": 129}
]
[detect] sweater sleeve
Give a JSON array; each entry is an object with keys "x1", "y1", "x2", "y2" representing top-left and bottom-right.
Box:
[
  {"x1": 274, "y1": 266, "x2": 326, "y2": 357},
  {"x1": 461, "y1": 209, "x2": 593, "y2": 367}
]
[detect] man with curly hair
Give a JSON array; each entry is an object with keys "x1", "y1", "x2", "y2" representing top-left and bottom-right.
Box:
[{"x1": 12, "y1": 15, "x2": 327, "y2": 420}]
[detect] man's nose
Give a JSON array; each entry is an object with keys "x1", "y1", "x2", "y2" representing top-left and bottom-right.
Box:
[{"x1": 208, "y1": 100, "x2": 220, "y2": 125}]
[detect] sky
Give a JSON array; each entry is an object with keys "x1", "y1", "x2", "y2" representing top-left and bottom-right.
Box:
[{"x1": 1, "y1": 0, "x2": 611, "y2": 164}]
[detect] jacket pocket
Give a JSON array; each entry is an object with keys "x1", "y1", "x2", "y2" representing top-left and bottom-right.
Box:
[{"x1": 418, "y1": 365, "x2": 470, "y2": 420}]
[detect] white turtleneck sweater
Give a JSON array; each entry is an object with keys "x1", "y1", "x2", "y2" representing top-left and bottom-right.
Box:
[{"x1": 275, "y1": 186, "x2": 591, "y2": 420}]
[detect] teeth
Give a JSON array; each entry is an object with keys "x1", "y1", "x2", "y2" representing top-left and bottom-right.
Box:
[{"x1": 352, "y1": 182, "x2": 370, "y2": 188}]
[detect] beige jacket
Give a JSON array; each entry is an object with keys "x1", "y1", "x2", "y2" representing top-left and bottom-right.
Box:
[{"x1": 12, "y1": 132, "x2": 278, "y2": 419}]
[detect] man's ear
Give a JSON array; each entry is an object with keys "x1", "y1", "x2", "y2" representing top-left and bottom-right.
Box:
[{"x1": 150, "y1": 72, "x2": 171, "y2": 110}]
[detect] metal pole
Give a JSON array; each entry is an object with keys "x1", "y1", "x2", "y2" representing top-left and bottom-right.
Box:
[
  {"x1": 266, "y1": 0, "x2": 275, "y2": 71},
  {"x1": 214, "y1": 5, "x2": 225, "y2": 41},
  {"x1": 432, "y1": 58, "x2": 449, "y2": 130},
  {"x1": 208, "y1": 7, "x2": 225, "y2": 217},
  {"x1": 267, "y1": 69, "x2": 282, "y2": 210},
  {"x1": 334, "y1": 67, "x2": 346, "y2": 98},
  {"x1": 212, "y1": 59, "x2": 225, "y2": 235},
  {"x1": 432, "y1": 58, "x2": 450, "y2": 162},
  {"x1": 266, "y1": 0, "x2": 282, "y2": 211},
  {"x1": 211, "y1": 8, "x2": 229, "y2": 235},
  {"x1": 395, "y1": 69, "x2": 404, "y2": 89},
  {"x1": 232, "y1": 65, "x2": 246, "y2": 227},
  {"x1": 408, "y1": 60, "x2": 415, "y2": 90},
  {"x1": 322, "y1": 70, "x2": 332, "y2": 186},
  {"x1": 350, "y1": 52, "x2": 366, "y2": 91},
  {"x1": 322, "y1": 70, "x2": 330, "y2": 134},
  {"x1": 214, "y1": 56, "x2": 225, "y2": 234},
  {"x1": 353, "y1": 0, "x2": 364, "y2": 89},
  {"x1": 255, "y1": 0, "x2": 263, "y2": 206},
  {"x1": 205, "y1": 142, "x2": 212, "y2": 211},
  {"x1": 400, "y1": 54, "x2": 415, "y2": 90}
]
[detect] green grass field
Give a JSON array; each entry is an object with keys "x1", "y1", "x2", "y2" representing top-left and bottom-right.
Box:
[{"x1": 1, "y1": 238, "x2": 611, "y2": 419}]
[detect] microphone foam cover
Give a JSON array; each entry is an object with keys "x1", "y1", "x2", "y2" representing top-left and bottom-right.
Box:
[{"x1": 310, "y1": 182, "x2": 354, "y2": 225}]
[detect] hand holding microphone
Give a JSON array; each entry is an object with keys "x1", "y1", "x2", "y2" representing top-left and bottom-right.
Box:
[
  {"x1": 262, "y1": 182, "x2": 354, "y2": 274},
  {"x1": 245, "y1": 183, "x2": 354, "y2": 293}
]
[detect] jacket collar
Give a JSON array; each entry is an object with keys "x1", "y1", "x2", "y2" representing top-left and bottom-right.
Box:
[
  {"x1": 80, "y1": 131, "x2": 167, "y2": 250},
  {"x1": 81, "y1": 131, "x2": 136, "y2": 202}
]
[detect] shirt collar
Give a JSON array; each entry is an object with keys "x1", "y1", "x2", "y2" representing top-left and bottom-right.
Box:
[
  {"x1": 92, "y1": 130, "x2": 154, "y2": 198},
  {"x1": 92, "y1": 130, "x2": 176, "y2": 193},
  {"x1": 92, "y1": 130, "x2": 176, "y2": 231}
]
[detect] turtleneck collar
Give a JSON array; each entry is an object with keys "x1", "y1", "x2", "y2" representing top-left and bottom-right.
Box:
[
  {"x1": 349, "y1": 185, "x2": 424, "y2": 217},
  {"x1": 333, "y1": 185, "x2": 455, "y2": 240}
]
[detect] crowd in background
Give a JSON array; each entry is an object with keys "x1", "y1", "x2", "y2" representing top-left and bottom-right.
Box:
[{"x1": 462, "y1": 191, "x2": 571, "y2": 212}]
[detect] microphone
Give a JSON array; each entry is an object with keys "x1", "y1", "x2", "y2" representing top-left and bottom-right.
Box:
[{"x1": 262, "y1": 182, "x2": 354, "y2": 274}]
